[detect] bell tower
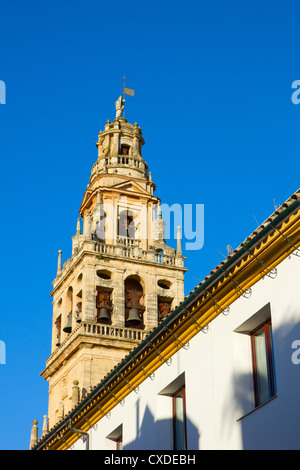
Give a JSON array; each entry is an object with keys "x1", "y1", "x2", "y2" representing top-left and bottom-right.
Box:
[{"x1": 41, "y1": 97, "x2": 187, "y2": 429}]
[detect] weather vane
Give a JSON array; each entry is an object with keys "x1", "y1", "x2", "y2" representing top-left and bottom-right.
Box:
[
  {"x1": 122, "y1": 75, "x2": 135, "y2": 99},
  {"x1": 115, "y1": 76, "x2": 135, "y2": 118}
]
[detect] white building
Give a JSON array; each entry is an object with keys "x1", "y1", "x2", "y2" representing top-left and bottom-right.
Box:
[{"x1": 32, "y1": 188, "x2": 300, "y2": 450}]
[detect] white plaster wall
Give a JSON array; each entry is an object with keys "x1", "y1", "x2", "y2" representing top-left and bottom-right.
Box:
[{"x1": 71, "y1": 250, "x2": 300, "y2": 450}]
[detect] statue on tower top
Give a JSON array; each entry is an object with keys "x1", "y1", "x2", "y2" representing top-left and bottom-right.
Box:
[{"x1": 115, "y1": 95, "x2": 125, "y2": 118}]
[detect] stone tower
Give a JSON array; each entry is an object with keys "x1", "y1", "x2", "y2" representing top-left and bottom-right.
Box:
[{"x1": 41, "y1": 97, "x2": 186, "y2": 429}]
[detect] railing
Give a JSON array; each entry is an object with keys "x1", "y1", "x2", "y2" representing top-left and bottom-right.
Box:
[
  {"x1": 117, "y1": 236, "x2": 140, "y2": 247},
  {"x1": 95, "y1": 240, "x2": 175, "y2": 265},
  {"x1": 82, "y1": 321, "x2": 147, "y2": 341},
  {"x1": 155, "y1": 253, "x2": 176, "y2": 265},
  {"x1": 95, "y1": 243, "x2": 116, "y2": 256},
  {"x1": 46, "y1": 321, "x2": 147, "y2": 367}
]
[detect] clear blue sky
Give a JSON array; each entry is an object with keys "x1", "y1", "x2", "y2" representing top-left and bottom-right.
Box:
[{"x1": 1, "y1": 0, "x2": 300, "y2": 450}]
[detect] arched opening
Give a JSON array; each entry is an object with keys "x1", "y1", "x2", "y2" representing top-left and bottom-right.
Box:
[
  {"x1": 55, "y1": 315, "x2": 61, "y2": 346},
  {"x1": 125, "y1": 277, "x2": 145, "y2": 328},
  {"x1": 63, "y1": 287, "x2": 73, "y2": 333}
]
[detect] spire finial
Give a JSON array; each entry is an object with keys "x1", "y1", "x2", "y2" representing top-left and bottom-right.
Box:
[
  {"x1": 29, "y1": 420, "x2": 38, "y2": 449},
  {"x1": 76, "y1": 217, "x2": 81, "y2": 235},
  {"x1": 42, "y1": 415, "x2": 48, "y2": 437},
  {"x1": 57, "y1": 250, "x2": 62, "y2": 277},
  {"x1": 176, "y1": 226, "x2": 183, "y2": 257}
]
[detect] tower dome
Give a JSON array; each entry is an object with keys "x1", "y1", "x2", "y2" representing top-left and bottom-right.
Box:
[{"x1": 90, "y1": 96, "x2": 148, "y2": 183}]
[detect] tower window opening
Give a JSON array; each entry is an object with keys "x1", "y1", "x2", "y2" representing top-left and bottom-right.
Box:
[
  {"x1": 121, "y1": 145, "x2": 130, "y2": 155},
  {"x1": 74, "y1": 302, "x2": 82, "y2": 324},
  {"x1": 96, "y1": 289, "x2": 112, "y2": 324},
  {"x1": 63, "y1": 287, "x2": 73, "y2": 334},
  {"x1": 125, "y1": 278, "x2": 145, "y2": 329},
  {"x1": 118, "y1": 210, "x2": 135, "y2": 239},
  {"x1": 158, "y1": 297, "x2": 172, "y2": 322},
  {"x1": 55, "y1": 315, "x2": 61, "y2": 347}
]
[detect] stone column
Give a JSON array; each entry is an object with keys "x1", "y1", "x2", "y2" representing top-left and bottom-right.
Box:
[
  {"x1": 112, "y1": 269, "x2": 125, "y2": 326},
  {"x1": 133, "y1": 134, "x2": 139, "y2": 157},
  {"x1": 72, "y1": 380, "x2": 80, "y2": 407},
  {"x1": 82, "y1": 263, "x2": 97, "y2": 322},
  {"x1": 113, "y1": 126, "x2": 120, "y2": 155},
  {"x1": 145, "y1": 273, "x2": 158, "y2": 330},
  {"x1": 57, "y1": 401, "x2": 64, "y2": 421},
  {"x1": 85, "y1": 211, "x2": 92, "y2": 240}
]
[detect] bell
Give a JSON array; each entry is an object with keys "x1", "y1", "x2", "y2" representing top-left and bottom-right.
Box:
[
  {"x1": 63, "y1": 313, "x2": 72, "y2": 333},
  {"x1": 97, "y1": 307, "x2": 110, "y2": 323},
  {"x1": 75, "y1": 311, "x2": 81, "y2": 323},
  {"x1": 127, "y1": 308, "x2": 142, "y2": 326}
]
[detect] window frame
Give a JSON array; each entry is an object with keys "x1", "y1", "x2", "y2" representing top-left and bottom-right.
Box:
[
  {"x1": 116, "y1": 435, "x2": 123, "y2": 450},
  {"x1": 172, "y1": 386, "x2": 187, "y2": 450},
  {"x1": 250, "y1": 320, "x2": 276, "y2": 407}
]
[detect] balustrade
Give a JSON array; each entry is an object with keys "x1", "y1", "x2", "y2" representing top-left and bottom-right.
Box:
[
  {"x1": 82, "y1": 321, "x2": 147, "y2": 341},
  {"x1": 46, "y1": 321, "x2": 147, "y2": 367},
  {"x1": 58, "y1": 238, "x2": 178, "y2": 282}
]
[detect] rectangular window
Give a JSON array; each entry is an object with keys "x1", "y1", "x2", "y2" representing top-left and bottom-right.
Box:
[
  {"x1": 251, "y1": 321, "x2": 276, "y2": 407},
  {"x1": 172, "y1": 387, "x2": 187, "y2": 450}
]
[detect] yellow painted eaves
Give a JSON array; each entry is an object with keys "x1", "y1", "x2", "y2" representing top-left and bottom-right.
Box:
[{"x1": 35, "y1": 205, "x2": 300, "y2": 450}]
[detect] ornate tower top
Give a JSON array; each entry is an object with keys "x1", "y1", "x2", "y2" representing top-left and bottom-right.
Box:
[{"x1": 90, "y1": 96, "x2": 148, "y2": 184}]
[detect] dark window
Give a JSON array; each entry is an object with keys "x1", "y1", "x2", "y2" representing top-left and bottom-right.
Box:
[
  {"x1": 121, "y1": 145, "x2": 130, "y2": 155},
  {"x1": 251, "y1": 321, "x2": 276, "y2": 407},
  {"x1": 158, "y1": 298, "x2": 172, "y2": 322}
]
